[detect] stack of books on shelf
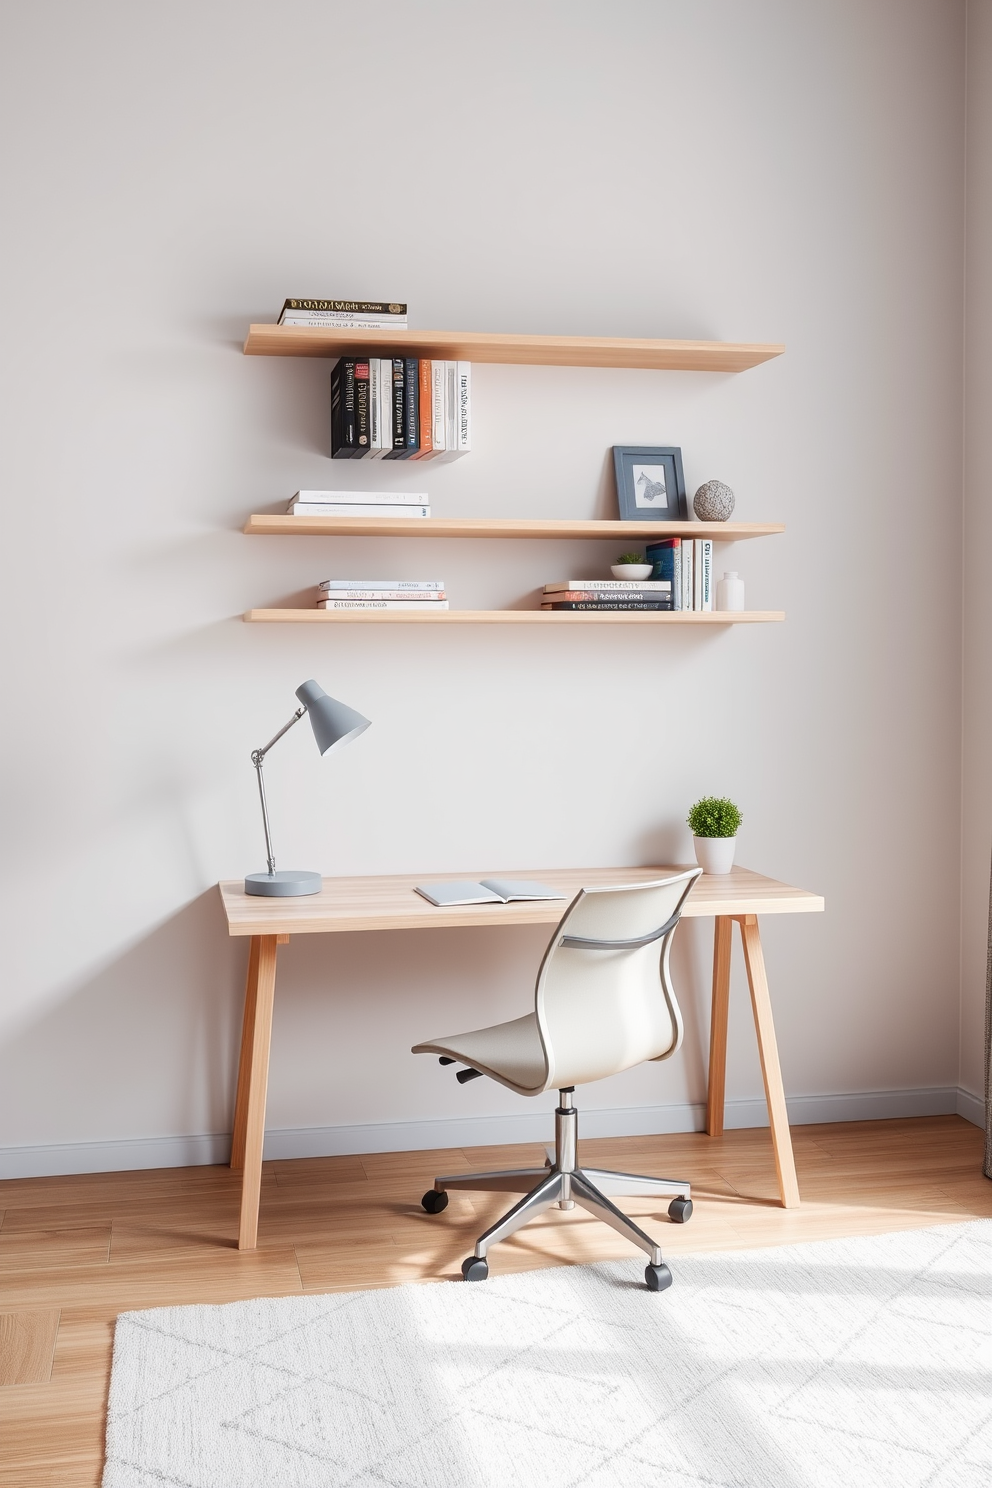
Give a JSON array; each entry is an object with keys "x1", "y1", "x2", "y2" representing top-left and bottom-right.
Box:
[
  {"x1": 541, "y1": 580, "x2": 674, "y2": 611},
  {"x1": 645, "y1": 537, "x2": 714, "y2": 611},
  {"x1": 278, "y1": 299, "x2": 408, "y2": 329},
  {"x1": 331, "y1": 358, "x2": 470, "y2": 460},
  {"x1": 316, "y1": 579, "x2": 448, "y2": 611},
  {"x1": 288, "y1": 490, "x2": 430, "y2": 519}
]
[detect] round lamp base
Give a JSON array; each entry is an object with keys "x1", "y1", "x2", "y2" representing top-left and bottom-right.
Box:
[{"x1": 245, "y1": 870, "x2": 323, "y2": 898}]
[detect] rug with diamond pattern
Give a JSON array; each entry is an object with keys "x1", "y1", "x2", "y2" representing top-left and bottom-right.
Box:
[{"x1": 103, "y1": 1219, "x2": 992, "y2": 1488}]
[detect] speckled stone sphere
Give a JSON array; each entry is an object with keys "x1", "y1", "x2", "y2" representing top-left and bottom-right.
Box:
[{"x1": 693, "y1": 480, "x2": 735, "y2": 522}]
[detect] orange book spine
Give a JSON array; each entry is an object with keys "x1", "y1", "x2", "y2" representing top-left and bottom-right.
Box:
[{"x1": 411, "y1": 358, "x2": 434, "y2": 459}]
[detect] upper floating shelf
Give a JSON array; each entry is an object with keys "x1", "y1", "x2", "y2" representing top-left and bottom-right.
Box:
[
  {"x1": 244, "y1": 516, "x2": 784, "y2": 541},
  {"x1": 242, "y1": 325, "x2": 785, "y2": 373}
]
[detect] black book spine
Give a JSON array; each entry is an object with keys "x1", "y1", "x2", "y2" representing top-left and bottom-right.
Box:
[
  {"x1": 547, "y1": 601, "x2": 674, "y2": 611},
  {"x1": 397, "y1": 355, "x2": 420, "y2": 459},
  {"x1": 330, "y1": 361, "x2": 343, "y2": 457},
  {"x1": 283, "y1": 298, "x2": 408, "y2": 315},
  {"x1": 382, "y1": 358, "x2": 406, "y2": 459},
  {"x1": 354, "y1": 359, "x2": 371, "y2": 457},
  {"x1": 331, "y1": 359, "x2": 358, "y2": 457}
]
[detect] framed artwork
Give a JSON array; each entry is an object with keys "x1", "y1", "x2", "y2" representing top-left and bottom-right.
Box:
[{"x1": 612, "y1": 446, "x2": 687, "y2": 521}]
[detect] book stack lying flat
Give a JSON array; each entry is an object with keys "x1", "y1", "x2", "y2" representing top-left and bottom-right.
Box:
[
  {"x1": 317, "y1": 579, "x2": 448, "y2": 611},
  {"x1": 279, "y1": 299, "x2": 407, "y2": 330},
  {"x1": 645, "y1": 538, "x2": 714, "y2": 611},
  {"x1": 288, "y1": 491, "x2": 430, "y2": 519},
  {"x1": 332, "y1": 358, "x2": 470, "y2": 460},
  {"x1": 541, "y1": 580, "x2": 674, "y2": 612}
]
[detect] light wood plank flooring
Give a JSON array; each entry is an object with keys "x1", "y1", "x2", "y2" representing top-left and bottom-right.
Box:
[{"x1": 1, "y1": 1116, "x2": 989, "y2": 1486}]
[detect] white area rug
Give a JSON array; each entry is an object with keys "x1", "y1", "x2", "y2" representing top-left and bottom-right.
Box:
[{"x1": 103, "y1": 1220, "x2": 992, "y2": 1488}]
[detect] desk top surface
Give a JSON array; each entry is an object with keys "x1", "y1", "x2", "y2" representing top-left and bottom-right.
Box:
[{"x1": 218, "y1": 864, "x2": 824, "y2": 938}]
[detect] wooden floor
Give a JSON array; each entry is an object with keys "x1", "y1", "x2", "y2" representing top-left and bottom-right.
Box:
[{"x1": 1, "y1": 1115, "x2": 990, "y2": 1485}]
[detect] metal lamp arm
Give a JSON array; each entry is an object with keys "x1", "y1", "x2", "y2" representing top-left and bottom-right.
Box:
[
  {"x1": 252, "y1": 707, "x2": 306, "y2": 763},
  {"x1": 250, "y1": 707, "x2": 307, "y2": 877}
]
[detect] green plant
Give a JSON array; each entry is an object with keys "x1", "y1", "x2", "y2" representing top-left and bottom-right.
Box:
[
  {"x1": 687, "y1": 796, "x2": 742, "y2": 839},
  {"x1": 616, "y1": 552, "x2": 644, "y2": 564}
]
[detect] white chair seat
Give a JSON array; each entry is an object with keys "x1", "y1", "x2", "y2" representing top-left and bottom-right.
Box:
[
  {"x1": 412, "y1": 871, "x2": 703, "y2": 1290},
  {"x1": 413, "y1": 1013, "x2": 547, "y2": 1094}
]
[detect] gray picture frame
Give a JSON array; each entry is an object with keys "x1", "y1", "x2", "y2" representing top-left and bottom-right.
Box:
[{"x1": 612, "y1": 446, "x2": 687, "y2": 521}]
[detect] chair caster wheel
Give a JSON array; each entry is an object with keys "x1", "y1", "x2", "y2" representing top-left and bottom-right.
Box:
[
  {"x1": 421, "y1": 1190, "x2": 449, "y2": 1214},
  {"x1": 461, "y1": 1255, "x2": 489, "y2": 1282},
  {"x1": 668, "y1": 1197, "x2": 693, "y2": 1223},
  {"x1": 645, "y1": 1262, "x2": 673, "y2": 1292}
]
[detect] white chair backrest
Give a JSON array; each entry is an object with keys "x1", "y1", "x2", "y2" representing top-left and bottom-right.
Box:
[{"x1": 534, "y1": 870, "x2": 701, "y2": 1090}]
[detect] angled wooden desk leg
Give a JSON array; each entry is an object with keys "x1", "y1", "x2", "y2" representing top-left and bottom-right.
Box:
[
  {"x1": 737, "y1": 914, "x2": 801, "y2": 1208},
  {"x1": 230, "y1": 937, "x2": 262, "y2": 1172},
  {"x1": 706, "y1": 917, "x2": 733, "y2": 1137},
  {"x1": 230, "y1": 934, "x2": 285, "y2": 1250}
]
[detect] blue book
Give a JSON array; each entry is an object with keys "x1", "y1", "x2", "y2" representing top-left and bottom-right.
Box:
[{"x1": 645, "y1": 538, "x2": 682, "y2": 610}]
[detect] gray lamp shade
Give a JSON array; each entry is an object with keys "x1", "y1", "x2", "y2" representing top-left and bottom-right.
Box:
[{"x1": 295, "y1": 679, "x2": 371, "y2": 755}]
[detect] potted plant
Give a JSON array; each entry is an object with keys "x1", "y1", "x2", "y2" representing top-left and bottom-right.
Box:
[
  {"x1": 686, "y1": 796, "x2": 742, "y2": 875},
  {"x1": 611, "y1": 551, "x2": 653, "y2": 580}
]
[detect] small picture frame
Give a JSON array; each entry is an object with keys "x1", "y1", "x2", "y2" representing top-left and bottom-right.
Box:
[{"x1": 612, "y1": 446, "x2": 687, "y2": 521}]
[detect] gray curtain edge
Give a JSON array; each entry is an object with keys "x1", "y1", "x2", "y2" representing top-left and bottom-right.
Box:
[{"x1": 985, "y1": 846, "x2": 992, "y2": 1177}]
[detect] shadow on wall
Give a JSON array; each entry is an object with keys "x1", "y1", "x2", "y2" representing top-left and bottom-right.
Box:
[
  {"x1": 0, "y1": 890, "x2": 248, "y2": 1165},
  {"x1": 0, "y1": 880, "x2": 713, "y2": 1178}
]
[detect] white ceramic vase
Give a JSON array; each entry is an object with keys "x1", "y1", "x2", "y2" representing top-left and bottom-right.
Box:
[{"x1": 693, "y1": 835, "x2": 737, "y2": 875}]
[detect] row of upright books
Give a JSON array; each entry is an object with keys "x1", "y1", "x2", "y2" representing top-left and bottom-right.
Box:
[
  {"x1": 278, "y1": 298, "x2": 408, "y2": 330},
  {"x1": 332, "y1": 358, "x2": 470, "y2": 460},
  {"x1": 646, "y1": 537, "x2": 714, "y2": 611},
  {"x1": 316, "y1": 579, "x2": 447, "y2": 611}
]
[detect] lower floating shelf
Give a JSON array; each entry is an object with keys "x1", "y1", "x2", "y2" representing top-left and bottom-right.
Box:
[{"x1": 244, "y1": 609, "x2": 785, "y2": 625}]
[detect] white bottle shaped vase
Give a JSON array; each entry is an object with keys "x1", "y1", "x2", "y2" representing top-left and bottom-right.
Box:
[{"x1": 716, "y1": 571, "x2": 745, "y2": 612}]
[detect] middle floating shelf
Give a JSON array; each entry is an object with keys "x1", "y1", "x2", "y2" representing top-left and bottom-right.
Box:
[
  {"x1": 244, "y1": 516, "x2": 784, "y2": 541},
  {"x1": 244, "y1": 609, "x2": 785, "y2": 626}
]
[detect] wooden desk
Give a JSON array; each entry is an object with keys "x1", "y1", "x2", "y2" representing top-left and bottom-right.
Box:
[{"x1": 218, "y1": 865, "x2": 824, "y2": 1249}]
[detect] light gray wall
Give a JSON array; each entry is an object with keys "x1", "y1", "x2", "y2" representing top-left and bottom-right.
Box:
[
  {"x1": 0, "y1": 0, "x2": 969, "y2": 1173},
  {"x1": 963, "y1": 0, "x2": 992, "y2": 1110}
]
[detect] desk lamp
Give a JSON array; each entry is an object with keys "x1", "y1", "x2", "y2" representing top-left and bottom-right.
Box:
[{"x1": 245, "y1": 679, "x2": 370, "y2": 897}]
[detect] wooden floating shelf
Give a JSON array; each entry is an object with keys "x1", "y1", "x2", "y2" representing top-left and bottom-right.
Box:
[
  {"x1": 243, "y1": 325, "x2": 785, "y2": 373},
  {"x1": 244, "y1": 609, "x2": 785, "y2": 626},
  {"x1": 244, "y1": 515, "x2": 784, "y2": 541}
]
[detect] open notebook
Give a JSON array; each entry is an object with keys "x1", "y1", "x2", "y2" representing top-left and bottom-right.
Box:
[{"x1": 414, "y1": 879, "x2": 567, "y2": 908}]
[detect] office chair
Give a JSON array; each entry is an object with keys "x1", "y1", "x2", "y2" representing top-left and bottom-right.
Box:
[{"x1": 413, "y1": 869, "x2": 702, "y2": 1292}]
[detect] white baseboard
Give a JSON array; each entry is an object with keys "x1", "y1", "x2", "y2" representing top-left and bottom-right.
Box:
[
  {"x1": 956, "y1": 1086, "x2": 986, "y2": 1129},
  {"x1": 0, "y1": 1085, "x2": 981, "y2": 1180}
]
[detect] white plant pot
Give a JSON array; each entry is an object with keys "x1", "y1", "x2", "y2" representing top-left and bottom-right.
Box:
[
  {"x1": 611, "y1": 564, "x2": 653, "y2": 580},
  {"x1": 693, "y1": 835, "x2": 737, "y2": 875}
]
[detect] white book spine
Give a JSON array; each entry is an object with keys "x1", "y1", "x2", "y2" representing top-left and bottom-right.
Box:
[
  {"x1": 693, "y1": 540, "x2": 702, "y2": 610},
  {"x1": 442, "y1": 360, "x2": 458, "y2": 459},
  {"x1": 456, "y1": 362, "x2": 471, "y2": 453},
  {"x1": 682, "y1": 542, "x2": 693, "y2": 612},
  {"x1": 292, "y1": 490, "x2": 429, "y2": 506},
  {"x1": 279, "y1": 314, "x2": 408, "y2": 328},
  {"x1": 317, "y1": 589, "x2": 447, "y2": 601},
  {"x1": 543, "y1": 581, "x2": 673, "y2": 592},
  {"x1": 317, "y1": 599, "x2": 450, "y2": 610},
  {"x1": 368, "y1": 359, "x2": 381, "y2": 454},
  {"x1": 291, "y1": 504, "x2": 430, "y2": 518},
  {"x1": 379, "y1": 359, "x2": 392, "y2": 456},
  {"x1": 431, "y1": 360, "x2": 447, "y2": 451},
  {"x1": 700, "y1": 539, "x2": 713, "y2": 611}
]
